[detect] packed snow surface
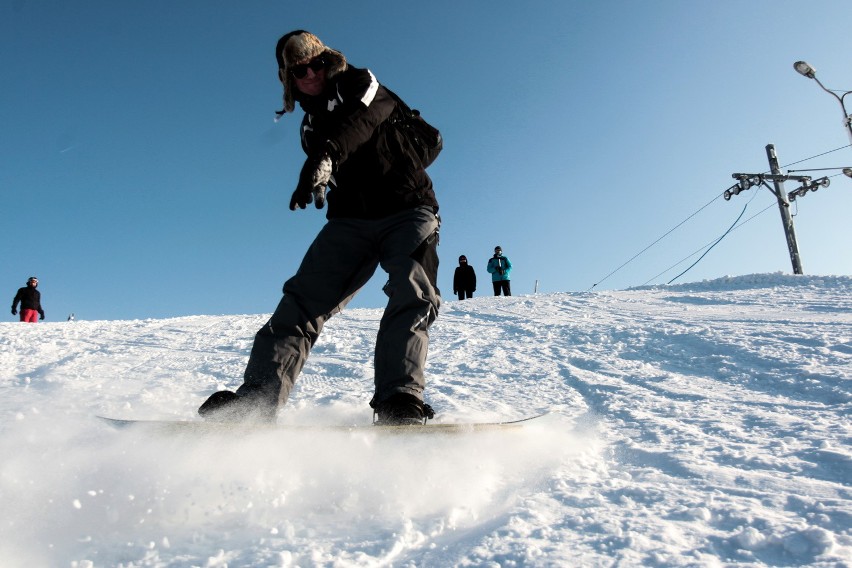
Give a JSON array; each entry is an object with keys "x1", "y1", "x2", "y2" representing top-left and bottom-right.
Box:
[{"x1": 1, "y1": 273, "x2": 850, "y2": 567}]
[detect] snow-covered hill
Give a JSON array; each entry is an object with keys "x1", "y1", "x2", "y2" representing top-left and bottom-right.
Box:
[{"x1": 1, "y1": 273, "x2": 850, "y2": 567}]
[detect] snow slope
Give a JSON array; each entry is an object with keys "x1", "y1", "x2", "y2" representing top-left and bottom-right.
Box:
[{"x1": 0, "y1": 273, "x2": 850, "y2": 567}]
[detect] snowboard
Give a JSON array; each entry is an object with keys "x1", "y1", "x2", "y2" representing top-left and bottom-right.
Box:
[{"x1": 96, "y1": 412, "x2": 551, "y2": 435}]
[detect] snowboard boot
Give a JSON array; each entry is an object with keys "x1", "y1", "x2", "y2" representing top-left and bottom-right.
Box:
[
  {"x1": 373, "y1": 393, "x2": 435, "y2": 426},
  {"x1": 198, "y1": 390, "x2": 276, "y2": 424}
]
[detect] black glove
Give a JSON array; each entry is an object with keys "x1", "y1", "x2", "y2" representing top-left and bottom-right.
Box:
[
  {"x1": 39, "y1": 312, "x2": 45, "y2": 320},
  {"x1": 290, "y1": 154, "x2": 333, "y2": 211},
  {"x1": 497, "y1": 267, "x2": 504, "y2": 275},
  {"x1": 11, "y1": 308, "x2": 17, "y2": 315}
]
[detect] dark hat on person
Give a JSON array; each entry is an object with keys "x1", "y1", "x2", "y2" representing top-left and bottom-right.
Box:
[
  {"x1": 274, "y1": 30, "x2": 347, "y2": 116},
  {"x1": 27, "y1": 276, "x2": 38, "y2": 284},
  {"x1": 459, "y1": 255, "x2": 467, "y2": 261},
  {"x1": 494, "y1": 246, "x2": 502, "y2": 252}
]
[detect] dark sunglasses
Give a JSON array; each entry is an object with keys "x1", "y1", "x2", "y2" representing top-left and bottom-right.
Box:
[{"x1": 289, "y1": 56, "x2": 326, "y2": 79}]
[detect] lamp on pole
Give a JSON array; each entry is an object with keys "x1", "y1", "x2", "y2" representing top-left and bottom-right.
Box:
[{"x1": 794, "y1": 61, "x2": 852, "y2": 147}]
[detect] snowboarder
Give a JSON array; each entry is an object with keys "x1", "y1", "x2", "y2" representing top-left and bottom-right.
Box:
[
  {"x1": 198, "y1": 30, "x2": 441, "y2": 425},
  {"x1": 453, "y1": 255, "x2": 476, "y2": 300},
  {"x1": 11, "y1": 276, "x2": 45, "y2": 323},
  {"x1": 487, "y1": 246, "x2": 512, "y2": 296}
]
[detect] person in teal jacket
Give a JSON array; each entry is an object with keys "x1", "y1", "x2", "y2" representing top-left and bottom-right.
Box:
[{"x1": 486, "y1": 246, "x2": 512, "y2": 296}]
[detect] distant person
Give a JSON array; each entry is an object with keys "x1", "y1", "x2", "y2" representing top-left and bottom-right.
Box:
[
  {"x1": 486, "y1": 246, "x2": 512, "y2": 296},
  {"x1": 453, "y1": 255, "x2": 476, "y2": 300},
  {"x1": 197, "y1": 30, "x2": 441, "y2": 425},
  {"x1": 67, "y1": 313, "x2": 76, "y2": 322},
  {"x1": 11, "y1": 276, "x2": 45, "y2": 322}
]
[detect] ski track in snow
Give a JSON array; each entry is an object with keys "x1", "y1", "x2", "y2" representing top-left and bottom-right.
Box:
[{"x1": 0, "y1": 273, "x2": 850, "y2": 567}]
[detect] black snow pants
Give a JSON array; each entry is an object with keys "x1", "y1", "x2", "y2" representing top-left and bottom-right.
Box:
[{"x1": 235, "y1": 206, "x2": 441, "y2": 414}]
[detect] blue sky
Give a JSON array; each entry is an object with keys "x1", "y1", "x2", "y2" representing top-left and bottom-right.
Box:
[{"x1": 3, "y1": 0, "x2": 851, "y2": 321}]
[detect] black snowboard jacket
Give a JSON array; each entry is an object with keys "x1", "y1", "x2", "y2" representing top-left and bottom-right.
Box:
[
  {"x1": 295, "y1": 65, "x2": 438, "y2": 220},
  {"x1": 12, "y1": 285, "x2": 43, "y2": 315},
  {"x1": 453, "y1": 265, "x2": 476, "y2": 293}
]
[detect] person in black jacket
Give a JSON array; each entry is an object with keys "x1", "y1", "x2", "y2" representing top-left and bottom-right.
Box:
[
  {"x1": 11, "y1": 276, "x2": 45, "y2": 323},
  {"x1": 198, "y1": 31, "x2": 441, "y2": 425},
  {"x1": 453, "y1": 255, "x2": 476, "y2": 300}
]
